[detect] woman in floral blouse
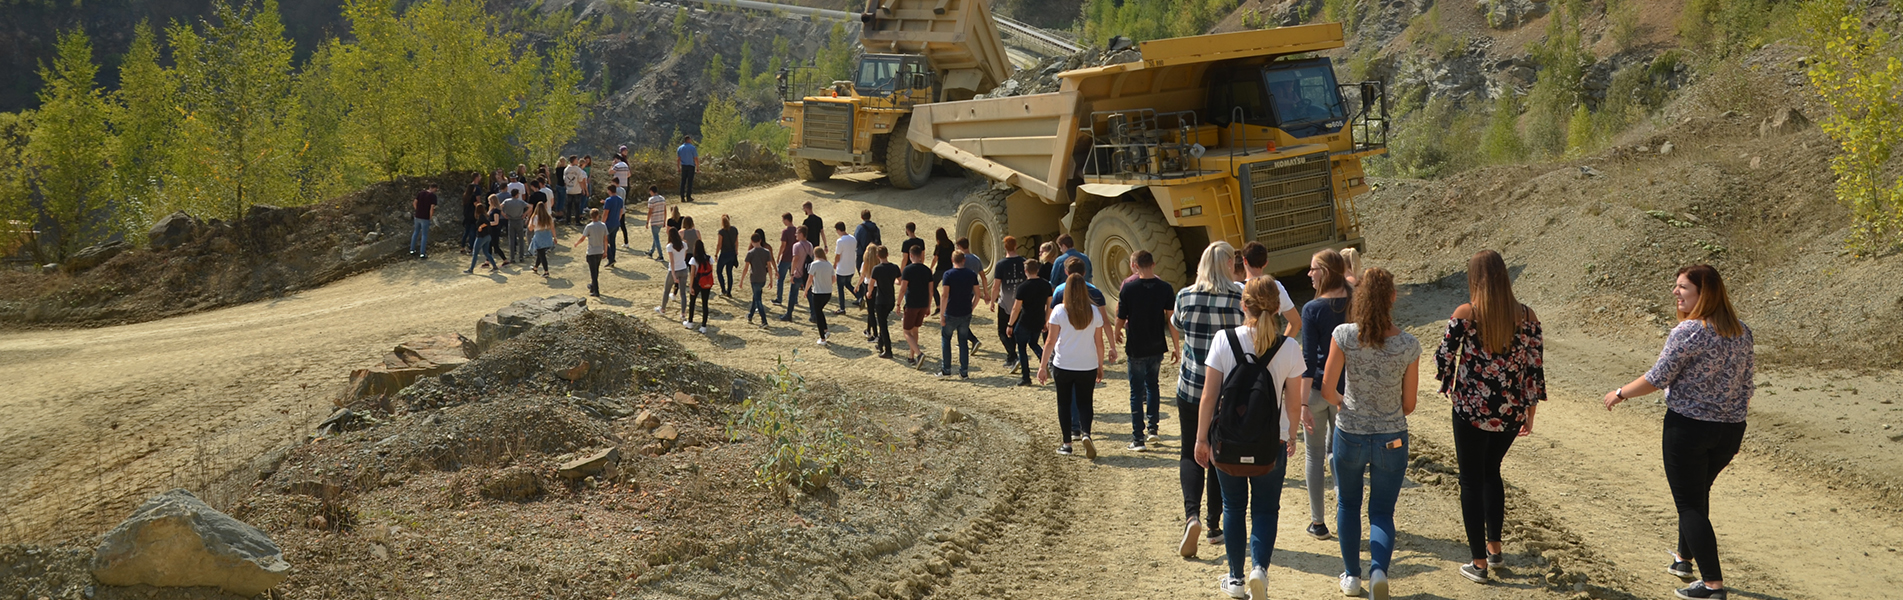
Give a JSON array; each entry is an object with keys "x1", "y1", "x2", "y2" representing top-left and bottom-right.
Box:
[
  {"x1": 1435, "y1": 250, "x2": 1544, "y2": 585},
  {"x1": 1603, "y1": 265, "x2": 1751, "y2": 600}
]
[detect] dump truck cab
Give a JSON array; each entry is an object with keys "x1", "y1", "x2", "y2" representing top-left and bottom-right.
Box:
[{"x1": 912, "y1": 23, "x2": 1388, "y2": 296}]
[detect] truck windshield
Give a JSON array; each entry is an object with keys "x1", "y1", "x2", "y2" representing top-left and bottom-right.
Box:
[
  {"x1": 855, "y1": 57, "x2": 903, "y2": 94},
  {"x1": 1262, "y1": 60, "x2": 1346, "y2": 138}
]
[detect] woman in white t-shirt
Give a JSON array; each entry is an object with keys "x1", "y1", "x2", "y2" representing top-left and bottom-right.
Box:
[
  {"x1": 1193, "y1": 276, "x2": 1308, "y2": 600},
  {"x1": 802, "y1": 248, "x2": 837, "y2": 345},
  {"x1": 1036, "y1": 273, "x2": 1106, "y2": 459},
  {"x1": 658, "y1": 229, "x2": 688, "y2": 317}
]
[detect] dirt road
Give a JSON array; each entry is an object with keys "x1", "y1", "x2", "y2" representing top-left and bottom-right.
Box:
[{"x1": 3, "y1": 173, "x2": 1896, "y2": 599}]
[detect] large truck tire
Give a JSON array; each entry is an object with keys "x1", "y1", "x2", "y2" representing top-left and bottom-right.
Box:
[
  {"x1": 954, "y1": 187, "x2": 1011, "y2": 267},
  {"x1": 794, "y1": 158, "x2": 834, "y2": 182},
  {"x1": 885, "y1": 119, "x2": 935, "y2": 190},
  {"x1": 1085, "y1": 201, "x2": 1188, "y2": 298}
]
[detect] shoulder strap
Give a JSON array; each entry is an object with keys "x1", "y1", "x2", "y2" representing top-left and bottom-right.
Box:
[{"x1": 1225, "y1": 329, "x2": 1252, "y2": 366}]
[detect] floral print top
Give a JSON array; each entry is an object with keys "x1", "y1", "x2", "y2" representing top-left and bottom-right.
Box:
[
  {"x1": 1435, "y1": 312, "x2": 1546, "y2": 432},
  {"x1": 1644, "y1": 320, "x2": 1754, "y2": 424}
]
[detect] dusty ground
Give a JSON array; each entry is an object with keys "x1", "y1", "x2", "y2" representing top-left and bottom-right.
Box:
[{"x1": 3, "y1": 170, "x2": 1899, "y2": 599}]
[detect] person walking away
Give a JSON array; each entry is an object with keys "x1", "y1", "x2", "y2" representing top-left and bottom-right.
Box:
[
  {"x1": 956, "y1": 237, "x2": 989, "y2": 291},
  {"x1": 1118, "y1": 250, "x2": 1180, "y2": 451},
  {"x1": 685, "y1": 240, "x2": 715, "y2": 333},
  {"x1": 599, "y1": 189, "x2": 625, "y2": 268},
  {"x1": 781, "y1": 226, "x2": 815, "y2": 322},
  {"x1": 563, "y1": 154, "x2": 587, "y2": 225},
  {"x1": 1007, "y1": 258, "x2": 1052, "y2": 386},
  {"x1": 1237, "y1": 241, "x2": 1302, "y2": 338},
  {"x1": 677, "y1": 135, "x2": 698, "y2": 202},
  {"x1": 801, "y1": 202, "x2": 826, "y2": 253},
  {"x1": 867, "y1": 246, "x2": 900, "y2": 358},
  {"x1": 411, "y1": 184, "x2": 438, "y2": 259},
  {"x1": 1341, "y1": 248, "x2": 1365, "y2": 288},
  {"x1": 989, "y1": 236, "x2": 1028, "y2": 372},
  {"x1": 803, "y1": 248, "x2": 836, "y2": 345},
  {"x1": 741, "y1": 229, "x2": 775, "y2": 325},
  {"x1": 1037, "y1": 241, "x2": 1059, "y2": 281},
  {"x1": 1194, "y1": 276, "x2": 1307, "y2": 600},
  {"x1": 900, "y1": 222, "x2": 924, "y2": 268},
  {"x1": 1299, "y1": 249, "x2": 1354, "y2": 542},
  {"x1": 489, "y1": 190, "x2": 515, "y2": 266},
  {"x1": 1172, "y1": 242, "x2": 1246, "y2": 557},
  {"x1": 832, "y1": 222, "x2": 861, "y2": 313},
  {"x1": 571, "y1": 209, "x2": 608, "y2": 297},
  {"x1": 1054, "y1": 234, "x2": 1091, "y2": 281},
  {"x1": 465, "y1": 194, "x2": 501, "y2": 274},
  {"x1": 646, "y1": 187, "x2": 667, "y2": 259},
  {"x1": 930, "y1": 228, "x2": 954, "y2": 314},
  {"x1": 503, "y1": 188, "x2": 531, "y2": 263},
  {"x1": 1435, "y1": 250, "x2": 1545, "y2": 584},
  {"x1": 1051, "y1": 256, "x2": 1116, "y2": 437},
  {"x1": 680, "y1": 215, "x2": 701, "y2": 256},
  {"x1": 774, "y1": 213, "x2": 797, "y2": 305},
  {"x1": 462, "y1": 174, "x2": 482, "y2": 254},
  {"x1": 552, "y1": 157, "x2": 571, "y2": 223},
  {"x1": 854, "y1": 210, "x2": 883, "y2": 301},
  {"x1": 1319, "y1": 267, "x2": 1419, "y2": 600},
  {"x1": 658, "y1": 229, "x2": 688, "y2": 315},
  {"x1": 898, "y1": 246, "x2": 934, "y2": 368},
  {"x1": 717, "y1": 215, "x2": 739, "y2": 297},
  {"x1": 1036, "y1": 272, "x2": 1107, "y2": 458},
  {"x1": 1601, "y1": 265, "x2": 1751, "y2": 600},
  {"x1": 529, "y1": 202, "x2": 555, "y2": 278},
  {"x1": 612, "y1": 154, "x2": 632, "y2": 216},
  {"x1": 937, "y1": 252, "x2": 982, "y2": 379}
]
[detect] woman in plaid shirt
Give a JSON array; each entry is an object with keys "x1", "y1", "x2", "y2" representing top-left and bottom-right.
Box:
[{"x1": 1170, "y1": 241, "x2": 1246, "y2": 558}]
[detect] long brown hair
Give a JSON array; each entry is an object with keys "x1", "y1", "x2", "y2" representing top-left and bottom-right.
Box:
[
  {"x1": 1242, "y1": 277, "x2": 1282, "y2": 357},
  {"x1": 1312, "y1": 248, "x2": 1349, "y2": 296},
  {"x1": 1677, "y1": 264, "x2": 1743, "y2": 338},
  {"x1": 1064, "y1": 273, "x2": 1092, "y2": 330},
  {"x1": 1351, "y1": 267, "x2": 1397, "y2": 348},
  {"x1": 1468, "y1": 250, "x2": 1520, "y2": 354}
]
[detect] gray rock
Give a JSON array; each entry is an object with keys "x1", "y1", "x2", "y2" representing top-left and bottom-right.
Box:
[
  {"x1": 91, "y1": 489, "x2": 291, "y2": 596},
  {"x1": 147, "y1": 212, "x2": 200, "y2": 251},
  {"x1": 1759, "y1": 108, "x2": 1811, "y2": 137},
  {"x1": 474, "y1": 295, "x2": 589, "y2": 353},
  {"x1": 61, "y1": 241, "x2": 130, "y2": 273},
  {"x1": 1659, "y1": 141, "x2": 1675, "y2": 155},
  {"x1": 342, "y1": 233, "x2": 405, "y2": 263},
  {"x1": 558, "y1": 447, "x2": 621, "y2": 479}
]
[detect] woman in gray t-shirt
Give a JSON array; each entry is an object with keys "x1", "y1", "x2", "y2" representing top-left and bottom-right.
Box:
[{"x1": 1320, "y1": 267, "x2": 1418, "y2": 599}]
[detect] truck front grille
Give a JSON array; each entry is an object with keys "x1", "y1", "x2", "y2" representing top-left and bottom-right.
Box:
[
  {"x1": 1241, "y1": 153, "x2": 1335, "y2": 253},
  {"x1": 802, "y1": 102, "x2": 853, "y2": 152}
]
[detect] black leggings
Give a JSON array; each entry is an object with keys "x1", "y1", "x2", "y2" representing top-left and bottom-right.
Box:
[
  {"x1": 688, "y1": 287, "x2": 711, "y2": 326},
  {"x1": 1452, "y1": 414, "x2": 1519, "y2": 561},
  {"x1": 1053, "y1": 367, "x2": 1096, "y2": 443},
  {"x1": 810, "y1": 293, "x2": 831, "y2": 339},
  {"x1": 1178, "y1": 401, "x2": 1223, "y2": 533},
  {"x1": 1662, "y1": 410, "x2": 1746, "y2": 583},
  {"x1": 534, "y1": 247, "x2": 549, "y2": 272},
  {"x1": 585, "y1": 254, "x2": 602, "y2": 294}
]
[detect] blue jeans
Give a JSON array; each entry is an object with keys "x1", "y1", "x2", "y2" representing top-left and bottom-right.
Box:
[
  {"x1": 1216, "y1": 456, "x2": 1288, "y2": 579},
  {"x1": 1012, "y1": 329, "x2": 1043, "y2": 383},
  {"x1": 746, "y1": 280, "x2": 768, "y2": 322},
  {"x1": 467, "y1": 235, "x2": 494, "y2": 271},
  {"x1": 603, "y1": 220, "x2": 619, "y2": 264},
  {"x1": 410, "y1": 218, "x2": 430, "y2": 255},
  {"x1": 774, "y1": 260, "x2": 792, "y2": 303},
  {"x1": 1128, "y1": 354, "x2": 1162, "y2": 441},
  {"x1": 568, "y1": 194, "x2": 588, "y2": 224},
  {"x1": 648, "y1": 225, "x2": 663, "y2": 257},
  {"x1": 553, "y1": 187, "x2": 568, "y2": 221},
  {"x1": 782, "y1": 275, "x2": 806, "y2": 319},
  {"x1": 1334, "y1": 429, "x2": 1409, "y2": 578},
  {"x1": 461, "y1": 220, "x2": 477, "y2": 250},
  {"x1": 939, "y1": 314, "x2": 977, "y2": 376}
]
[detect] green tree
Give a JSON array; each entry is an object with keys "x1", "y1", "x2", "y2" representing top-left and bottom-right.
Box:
[
  {"x1": 0, "y1": 112, "x2": 34, "y2": 262},
  {"x1": 26, "y1": 30, "x2": 115, "y2": 260},
  {"x1": 168, "y1": 0, "x2": 304, "y2": 221},
  {"x1": 330, "y1": 0, "x2": 420, "y2": 179},
  {"x1": 1563, "y1": 104, "x2": 1594, "y2": 156},
  {"x1": 818, "y1": 22, "x2": 855, "y2": 83},
  {"x1": 406, "y1": 0, "x2": 529, "y2": 173},
  {"x1": 293, "y1": 40, "x2": 361, "y2": 197},
  {"x1": 699, "y1": 94, "x2": 745, "y2": 157},
  {"x1": 518, "y1": 31, "x2": 592, "y2": 166},
  {"x1": 109, "y1": 22, "x2": 180, "y2": 229},
  {"x1": 1802, "y1": 0, "x2": 1903, "y2": 249},
  {"x1": 1481, "y1": 94, "x2": 1524, "y2": 164},
  {"x1": 1523, "y1": 2, "x2": 1586, "y2": 156}
]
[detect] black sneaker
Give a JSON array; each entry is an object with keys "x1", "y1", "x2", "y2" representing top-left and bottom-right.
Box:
[
  {"x1": 1458, "y1": 563, "x2": 1489, "y2": 584},
  {"x1": 1306, "y1": 522, "x2": 1331, "y2": 540},
  {"x1": 1667, "y1": 558, "x2": 1696, "y2": 579},
  {"x1": 1675, "y1": 582, "x2": 1726, "y2": 600},
  {"x1": 1487, "y1": 553, "x2": 1505, "y2": 569}
]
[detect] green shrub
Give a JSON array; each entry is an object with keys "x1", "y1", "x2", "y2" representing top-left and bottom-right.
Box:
[{"x1": 726, "y1": 359, "x2": 869, "y2": 502}]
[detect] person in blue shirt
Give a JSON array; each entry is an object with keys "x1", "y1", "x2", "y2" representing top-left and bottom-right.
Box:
[
  {"x1": 1055, "y1": 233, "x2": 1091, "y2": 282},
  {"x1": 601, "y1": 191, "x2": 625, "y2": 268},
  {"x1": 677, "y1": 135, "x2": 699, "y2": 203}
]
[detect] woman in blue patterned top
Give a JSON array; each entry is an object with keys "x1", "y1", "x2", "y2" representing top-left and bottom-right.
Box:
[{"x1": 1603, "y1": 264, "x2": 1752, "y2": 600}]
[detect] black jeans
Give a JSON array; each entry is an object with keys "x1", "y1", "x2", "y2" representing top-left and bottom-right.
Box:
[
  {"x1": 1053, "y1": 367, "x2": 1096, "y2": 443},
  {"x1": 717, "y1": 253, "x2": 737, "y2": 296},
  {"x1": 679, "y1": 165, "x2": 696, "y2": 200},
  {"x1": 1013, "y1": 329, "x2": 1044, "y2": 384},
  {"x1": 688, "y1": 287, "x2": 711, "y2": 326},
  {"x1": 1662, "y1": 410, "x2": 1746, "y2": 583},
  {"x1": 870, "y1": 304, "x2": 893, "y2": 354},
  {"x1": 585, "y1": 253, "x2": 602, "y2": 295},
  {"x1": 534, "y1": 247, "x2": 550, "y2": 272},
  {"x1": 997, "y1": 304, "x2": 1017, "y2": 363},
  {"x1": 1178, "y1": 400, "x2": 1223, "y2": 534},
  {"x1": 810, "y1": 293, "x2": 832, "y2": 338},
  {"x1": 1452, "y1": 414, "x2": 1518, "y2": 561}
]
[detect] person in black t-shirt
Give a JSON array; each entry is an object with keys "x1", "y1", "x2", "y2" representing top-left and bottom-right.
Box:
[
  {"x1": 865, "y1": 246, "x2": 902, "y2": 358},
  {"x1": 898, "y1": 245, "x2": 935, "y2": 368},
  {"x1": 930, "y1": 228, "x2": 954, "y2": 314},
  {"x1": 801, "y1": 201, "x2": 827, "y2": 253},
  {"x1": 989, "y1": 236, "x2": 1028, "y2": 372},
  {"x1": 716, "y1": 215, "x2": 739, "y2": 297},
  {"x1": 1115, "y1": 250, "x2": 1181, "y2": 451},
  {"x1": 900, "y1": 222, "x2": 925, "y2": 267},
  {"x1": 1008, "y1": 258, "x2": 1053, "y2": 386}
]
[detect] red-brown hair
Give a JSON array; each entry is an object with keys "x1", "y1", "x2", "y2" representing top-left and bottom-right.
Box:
[{"x1": 1677, "y1": 264, "x2": 1743, "y2": 338}]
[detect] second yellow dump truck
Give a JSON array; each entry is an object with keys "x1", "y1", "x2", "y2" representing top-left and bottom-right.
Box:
[
  {"x1": 910, "y1": 23, "x2": 1388, "y2": 296},
  {"x1": 780, "y1": 0, "x2": 1013, "y2": 189}
]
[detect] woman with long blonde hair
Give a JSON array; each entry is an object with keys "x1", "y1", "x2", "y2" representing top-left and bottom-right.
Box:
[
  {"x1": 1037, "y1": 272, "x2": 1106, "y2": 459},
  {"x1": 528, "y1": 201, "x2": 556, "y2": 278},
  {"x1": 1321, "y1": 266, "x2": 1419, "y2": 599},
  {"x1": 1169, "y1": 241, "x2": 1245, "y2": 557},
  {"x1": 1435, "y1": 250, "x2": 1544, "y2": 584}
]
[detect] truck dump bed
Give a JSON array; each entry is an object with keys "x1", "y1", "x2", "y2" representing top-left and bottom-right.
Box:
[{"x1": 860, "y1": 0, "x2": 1013, "y2": 101}]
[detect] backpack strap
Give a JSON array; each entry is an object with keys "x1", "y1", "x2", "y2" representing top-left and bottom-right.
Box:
[{"x1": 1225, "y1": 329, "x2": 1252, "y2": 367}]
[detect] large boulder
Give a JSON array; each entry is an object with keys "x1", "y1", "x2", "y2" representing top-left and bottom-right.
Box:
[
  {"x1": 61, "y1": 240, "x2": 130, "y2": 273},
  {"x1": 340, "y1": 333, "x2": 479, "y2": 404},
  {"x1": 475, "y1": 295, "x2": 588, "y2": 353},
  {"x1": 1759, "y1": 108, "x2": 1811, "y2": 138},
  {"x1": 91, "y1": 489, "x2": 291, "y2": 596},
  {"x1": 147, "y1": 212, "x2": 200, "y2": 251}
]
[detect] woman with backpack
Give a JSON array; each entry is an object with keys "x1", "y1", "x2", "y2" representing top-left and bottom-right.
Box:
[
  {"x1": 1300, "y1": 249, "x2": 1353, "y2": 542},
  {"x1": 1321, "y1": 266, "x2": 1419, "y2": 600},
  {"x1": 1194, "y1": 276, "x2": 1306, "y2": 599},
  {"x1": 803, "y1": 247, "x2": 837, "y2": 345},
  {"x1": 685, "y1": 240, "x2": 715, "y2": 333},
  {"x1": 1036, "y1": 272, "x2": 1106, "y2": 459},
  {"x1": 1436, "y1": 250, "x2": 1545, "y2": 585}
]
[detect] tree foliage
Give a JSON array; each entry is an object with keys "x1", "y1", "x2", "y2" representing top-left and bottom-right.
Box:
[
  {"x1": 26, "y1": 30, "x2": 115, "y2": 259},
  {"x1": 1083, "y1": 0, "x2": 1236, "y2": 45},
  {"x1": 1801, "y1": 0, "x2": 1903, "y2": 250},
  {"x1": 110, "y1": 23, "x2": 179, "y2": 231},
  {"x1": 167, "y1": 0, "x2": 304, "y2": 222}
]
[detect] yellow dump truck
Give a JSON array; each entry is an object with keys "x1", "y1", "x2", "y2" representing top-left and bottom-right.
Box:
[
  {"x1": 910, "y1": 23, "x2": 1388, "y2": 296},
  {"x1": 780, "y1": 0, "x2": 1013, "y2": 189}
]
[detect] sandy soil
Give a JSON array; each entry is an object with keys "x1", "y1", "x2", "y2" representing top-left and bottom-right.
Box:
[{"x1": 3, "y1": 172, "x2": 1898, "y2": 599}]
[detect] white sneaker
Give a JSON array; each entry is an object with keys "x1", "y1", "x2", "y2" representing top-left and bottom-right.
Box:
[
  {"x1": 654, "y1": 306, "x2": 663, "y2": 313},
  {"x1": 682, "y1": 320, "x2": 692, "y2": 329},
  {"x1": 1369, "y1": 569, "x2": 1389, "y2": 600},
  {"x1": 698, "y1": 326, "x2": 707, "y2": 334},
  {"x1": 1217, "y1": 575, "x2": 1247, "y2": 599},
  {"x1": 1340, "y1": 573, "x2": 1363, "y2": 597},
  {"x1": 1247, "y1": 567, "x2": 1268, "y2": 600}
]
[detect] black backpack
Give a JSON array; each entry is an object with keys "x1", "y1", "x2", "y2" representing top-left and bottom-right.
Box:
[{"x1": 1211, "y1": 329, "x2": 1287, "y2": 476}]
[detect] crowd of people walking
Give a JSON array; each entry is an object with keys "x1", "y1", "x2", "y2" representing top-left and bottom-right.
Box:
[{"x1": 409, "y1": 144, "x2": 1752, "y2": 600}]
